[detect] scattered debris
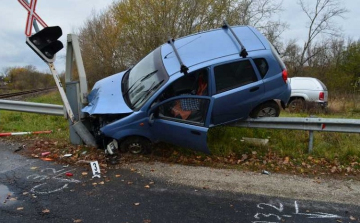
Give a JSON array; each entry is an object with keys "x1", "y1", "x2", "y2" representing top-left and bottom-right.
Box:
[
  {"x1": 242, "y1": 137, "x2": 269, "y2": 146},
  {"x1": 66, "y1": 172, "x2": 73, "y2": 177},
  {"x1": 40, "y1": 158, "x2": 53, "y2": 161},
  {"x1": 350, "y1": 216, "x2": 356, "y2": 221},
  {"x1": 16, "y1": 207, "x2": 24, "y2": 211},
  {"x1": 134, "y1": 202, "x2": 140, "y2": 206},
  {"x1": 3, "y1": 193, "x2": 11, "y2": 204},
  {"x1": 42, "y1": 209, "x2": 50, "y2": 214},
  {"x1": 63, "y1": 154, "x2": 73, "y2": 157},
  {"x1": 41, "y1": 152, "x2": 51, "y2": 156},
  {"x1": 14, "y1": 145, "x2": 26, "y2": 152},
  {"x1": 76, "y1": 160, "x2": 91, "y2": 164},
  {"x1": 262, "y1": 170, "x2": 270, "y2": 175},
  {"x1": 0, "y1": 130, "x2": 52, "y2": 137}
]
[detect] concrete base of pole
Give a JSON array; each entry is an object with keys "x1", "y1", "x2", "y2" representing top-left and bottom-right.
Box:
[{"x1": 72, "y1": 121, "x2": 97, "y2": 148}]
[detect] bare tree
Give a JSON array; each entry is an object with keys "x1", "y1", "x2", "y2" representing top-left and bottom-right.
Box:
[{"x1": 295, "y1": 0, "x2": 348, "y2": 75}]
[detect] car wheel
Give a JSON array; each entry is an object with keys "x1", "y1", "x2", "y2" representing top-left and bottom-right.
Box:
[
  {"x1": 288, "y1": 98, "x2": 305, "y2": 112},
  {"x1": 120, "y1": 136, "x2": 151, "y2": 154},
  {"x1": 250, "y1": 101, "x2": 280, "y2": 118}
]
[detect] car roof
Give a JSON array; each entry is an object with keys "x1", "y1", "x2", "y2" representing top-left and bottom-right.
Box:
[{"x1": 161, "y1": 25, "x2": 269, "y2": 76}]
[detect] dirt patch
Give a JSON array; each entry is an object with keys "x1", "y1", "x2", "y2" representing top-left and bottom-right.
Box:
[{"x1": 123, "y1": 162, "x2": 360, "y2": 206}]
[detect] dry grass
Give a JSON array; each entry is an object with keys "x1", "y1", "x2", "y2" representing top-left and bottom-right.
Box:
[{"x1": 327, "y1": 92, "x2": 360, "y2": 115}]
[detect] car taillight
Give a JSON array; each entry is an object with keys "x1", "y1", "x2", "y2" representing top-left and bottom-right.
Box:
[
  {"x1": 282, "y1": 69, "x2": 288, "y2": 83},
  {"x1": 319, "y1": 92, "x2": 324, "y2": 101}
]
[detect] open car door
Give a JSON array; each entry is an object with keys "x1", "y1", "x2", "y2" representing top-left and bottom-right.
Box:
[{"x1": 148, "y1": 95, "x2": 213, "y2": 154}]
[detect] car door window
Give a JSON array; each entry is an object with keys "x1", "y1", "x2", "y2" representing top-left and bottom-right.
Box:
[
  {"x1": 214, "y1": 60, "x2": 258, "y2": 94},
  {"x1": 253, "y1": 58, "x2": 269, "y2": 79},
  {"x1": 156, "y1": 97, "x2": 210, "y2": 126}
]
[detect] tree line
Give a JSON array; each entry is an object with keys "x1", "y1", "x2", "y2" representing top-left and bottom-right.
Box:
[{"x1": 0, "y1": 65, "x2": 55, "y2": 92}]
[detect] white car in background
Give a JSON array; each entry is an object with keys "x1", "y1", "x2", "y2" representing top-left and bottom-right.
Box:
[{"x1": 288, "y1": 77, "x2": 328, "y2": 112}]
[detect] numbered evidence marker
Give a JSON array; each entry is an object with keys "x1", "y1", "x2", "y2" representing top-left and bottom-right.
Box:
[{"x1": 90, "y1": 161, "x2": 101, "y2": 178}]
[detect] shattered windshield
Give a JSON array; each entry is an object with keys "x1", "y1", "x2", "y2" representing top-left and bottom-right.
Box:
[{"x1": 122, "y1": 47, "x2": 168, "y2": 110}]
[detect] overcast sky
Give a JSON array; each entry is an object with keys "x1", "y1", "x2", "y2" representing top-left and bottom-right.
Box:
[{"x1": 0, "y1": 0, "x2": 359, "y2": 75}]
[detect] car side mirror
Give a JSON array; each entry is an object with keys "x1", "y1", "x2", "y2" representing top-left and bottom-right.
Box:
[{"x1": 148, "y1": 113, "x2": 155, "y2": 125}]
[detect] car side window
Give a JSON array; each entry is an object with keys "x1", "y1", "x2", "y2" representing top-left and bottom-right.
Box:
[
  {"x1": 214, "y1": 60, "x2": 258, "y2": 94},
  {"x1": 253, "y1": 58, "x2": 269, "y2": 78},
  {"x1": 157, "y1": 98, "x2": 210, "y2": 126},
  {"x1": 153, "y1": 68, "x2": 209, "y2": 106}
]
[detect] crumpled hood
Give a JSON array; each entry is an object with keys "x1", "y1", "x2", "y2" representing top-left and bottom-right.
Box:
[{"x1": 82, "y1": 71, "x2": 133, "y2": 115}]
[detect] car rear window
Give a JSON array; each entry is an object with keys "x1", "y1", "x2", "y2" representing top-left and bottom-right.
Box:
[
  {"x1": 269, "y1": 43, "x2": 286, "y2": 70},
  {"x1": 214, "y1": 60, "x2": 258, "y2": 94},
  {"x1": 253, "y1": 58, "x2": 269, "y2": 78},
  {"x1": 316, "y1": 79, "x2": 328, "y2": 90}
]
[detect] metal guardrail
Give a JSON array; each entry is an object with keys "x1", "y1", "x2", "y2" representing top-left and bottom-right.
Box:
[
  {"x1": 0, "y1": 99, "x2": 65, "y2": 116},
  {"x1": 231, "y1": 117, "x2": 360, "y2": 152},
  {"x1": 1, "y1": 98, "x2": 359, "y2": 152},
  {"x1": 231, "y1": 117, "x2": 360, "y2": 133}
]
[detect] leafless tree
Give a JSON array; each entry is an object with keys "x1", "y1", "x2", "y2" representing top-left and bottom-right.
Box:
[{"x1": 295, "y1": 0, "x2": 348, "y2": 75}]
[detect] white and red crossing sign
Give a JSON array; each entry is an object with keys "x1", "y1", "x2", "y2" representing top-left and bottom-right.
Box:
[{"x1": 18, "y1": 0, "x2": 48, "y2": 36}]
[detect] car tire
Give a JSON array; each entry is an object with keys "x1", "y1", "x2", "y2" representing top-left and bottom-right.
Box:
[
  {"x1": 288, "y1": 98, "x2": 305, "y2": 112},
  {"x1": 120, "y1": 136, "x2": 151, "y2": 154},
  {"x1": 250, "y1": 101, "x2": 280, "y2": 118}
]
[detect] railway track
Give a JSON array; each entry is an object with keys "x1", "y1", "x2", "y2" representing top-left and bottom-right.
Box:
[{"x1": 0, "y1": 87, "x2": 57, "y2": 99}]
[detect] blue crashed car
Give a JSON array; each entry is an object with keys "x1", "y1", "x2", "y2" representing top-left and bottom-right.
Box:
[{"x1": 82, "y1": 23, "x2": 291, "y2": 154}]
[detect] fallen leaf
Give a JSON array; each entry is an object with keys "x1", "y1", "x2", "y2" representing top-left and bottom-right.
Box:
[
  {"x1": 115, "y1": 174, "x2": 121, "y2": 178},
  {"x1": 99, "y1": 181, "x2": 105, "y2": 185},
  {"x1": 144, "y1": 185, "x2": 150, "y2": 189},
  {"x1": 149, "y1": 181, "x2": 155, "y2": 185},
  {"x1": 350, "y1": 216, "x2": 356, "y2": 221},
  {"x1": 92, "y1": 183, "x2": 97, "y2": 186},
  {"x1": 127, "y1": 181, "x2": 133, "y2": 185},
  {"x1": 42, "y1": 209, "x2": 50, "y2": 213},
  {"x1": 73, "y1": 219, "x2": 82, "y2": 223},
  {"x1": 331, "y1": 166, "x2": 337, "y2": 173},
  {"x1": 81, "y1": 172, "x2": 88, "y2": 176}
]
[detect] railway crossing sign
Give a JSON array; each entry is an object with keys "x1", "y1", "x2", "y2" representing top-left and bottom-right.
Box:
[{"x1": 18, "y1": 0, "x2": 47, "y2": 36}]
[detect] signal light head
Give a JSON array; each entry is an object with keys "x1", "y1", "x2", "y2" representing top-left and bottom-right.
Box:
[{"x1": 26, "y1": 26, "x2": 63, "y2": 63}]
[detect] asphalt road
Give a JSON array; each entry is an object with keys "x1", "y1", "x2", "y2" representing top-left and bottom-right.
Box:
[{"x1": 1, "y1": 141, "x2": 359, "y2": 223}]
